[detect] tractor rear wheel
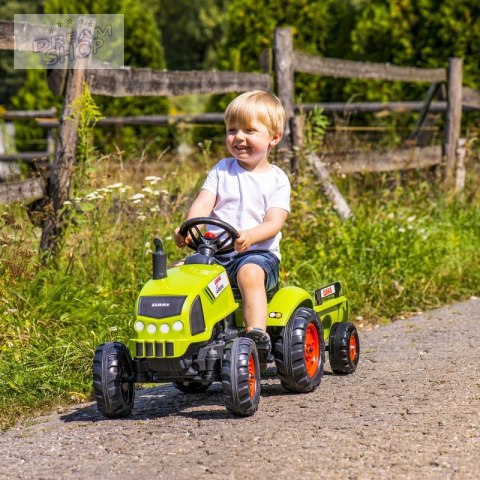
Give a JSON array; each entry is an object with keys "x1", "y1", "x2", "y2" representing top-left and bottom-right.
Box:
[
  {"x1": 173, "y1": 381, "x2": 212, "y2": 394},
  {"x1": 93, "y1": 342, "x2": 135, "y2": 418},
  {"x1": 222, "y1": 337, "x2": 260, "y2": 416},
  {"x1": 273, "y1": 307, "x2": 325, "y2": 393},
  {"x1": 328, "y1": 322, "x2": 360, "y2": 374}
]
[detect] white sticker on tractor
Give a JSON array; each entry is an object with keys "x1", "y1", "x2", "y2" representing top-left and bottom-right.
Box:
[
  {"x1": 321, "y1": 284, "x2": 336, "y2": 298},
  {"x1": 207, "y1": 272, "x2": 229, "y2": 298}
]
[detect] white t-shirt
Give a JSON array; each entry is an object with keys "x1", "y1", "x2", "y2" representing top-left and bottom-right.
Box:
[{"x1": 202, "y1": 157, "x2": 291, "y2": 259}]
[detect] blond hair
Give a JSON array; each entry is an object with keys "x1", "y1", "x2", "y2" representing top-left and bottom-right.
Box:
[{"x1": 224, "y1": 90, "x2": 286, "y2": 135}]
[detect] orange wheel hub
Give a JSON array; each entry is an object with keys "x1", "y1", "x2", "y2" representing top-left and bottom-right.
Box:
[
  {"x1": 349, "y1": 334, "x2": 358, "y2": 363},
  {"x1": 248, "y1": 354, "x2": 257, "y2": 398},
  {"x1": 304, "y1": 323, "x2": 320, "y2": 378}
]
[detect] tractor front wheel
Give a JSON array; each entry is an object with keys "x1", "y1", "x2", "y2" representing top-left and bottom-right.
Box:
[
  {"x1": 273, "y1": 307, "x2": 325, "y2": 393},
  {"x1": 93, "y1": 342, "x2": 135, "y2": 418},
  {"x1": 328, "y1": 322, "x2": 360, "y2": 374},
  {"x1": 222, "y1": 337, "x2": 260, "y2": 416}
]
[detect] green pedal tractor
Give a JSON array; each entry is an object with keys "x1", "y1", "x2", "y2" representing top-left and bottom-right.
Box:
[{"x1": 93, "y1": 218, "x2": 360, "y2": 417}]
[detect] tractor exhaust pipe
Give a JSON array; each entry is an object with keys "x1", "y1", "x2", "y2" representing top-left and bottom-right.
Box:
[{"x1": 152, "y1": 238, "x2": 167, "y2": 279}]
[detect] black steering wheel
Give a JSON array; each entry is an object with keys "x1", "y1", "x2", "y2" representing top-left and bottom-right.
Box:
[{"x1": 179, "y1": 217, "x2": 239, "y2": 254}]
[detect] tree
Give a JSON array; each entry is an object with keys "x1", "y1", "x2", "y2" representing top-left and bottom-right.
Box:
[
  {"x1": 215, "y1": 0, "x2": 358, "y2": 104},
  {"x1": 0, "y1": 1, "x2": 42, "y2": 108},
  {"x1": 157, "y1": 0, "x2": 225, "y2": 70},
  {"x1": 11, "y1": 0, "x2": 169, "y2": 153}
]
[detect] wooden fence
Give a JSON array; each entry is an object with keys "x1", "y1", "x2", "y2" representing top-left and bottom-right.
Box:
[
  {"x1": 1, "y1": 20, "x2": 479, "y2": 247},
  {"x1": 274, "y1": 28, "x2": 477, "y2": 183}
]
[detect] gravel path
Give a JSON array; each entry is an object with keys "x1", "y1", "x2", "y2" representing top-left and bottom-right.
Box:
[{"x1": 1, "y1": 299, "x2": 479, "y2": 480}]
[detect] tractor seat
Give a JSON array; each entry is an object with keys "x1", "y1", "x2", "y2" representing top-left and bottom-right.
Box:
[{"x1": 231, "y1": 283, "x2": 279, "y2": 302}]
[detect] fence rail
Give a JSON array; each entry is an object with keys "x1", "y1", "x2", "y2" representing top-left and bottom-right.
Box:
[
  {"x1": 0, "y1": 177, "x2": 44, "y2": 204},
  {"x1": 87, "y1": 69, "x2": 272, "y2": 97},
  {"x1": 292, "y1": 52, "x2": 447, "y2": 83}
]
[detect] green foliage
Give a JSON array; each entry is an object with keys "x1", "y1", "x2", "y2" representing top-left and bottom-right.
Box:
[
  {"x1": 349, "y1": 0, "x2": 480, "y2": 97},
  {"x1": 68, "y1": 82, "x2": 104, "y2": 181},
  {"x1": 157, "y1": 0, "x2": 225, "y2": 70},
  {"x1": 281, "y1": 170, "x2": 480, "y2": 321},
  {"x1": 0, "y1": 1, "x2": 42, "y2": 107},
  {"x1": 9, "y1": 0, "x2": 169, "y2": 155},
  {"x1": 303, "y1": 107, "x2": 330, "y2": 153}
]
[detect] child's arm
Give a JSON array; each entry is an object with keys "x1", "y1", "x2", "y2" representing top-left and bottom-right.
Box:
[
  {"x1": 235, "y1": 207, "x2": 288, "y2": 253},
  {"x1": 186, "y1": 189, "x2": 216, "y2": 219},
  {"x1": 174, "y1": 189, "x2": 216, "y2": 248}
]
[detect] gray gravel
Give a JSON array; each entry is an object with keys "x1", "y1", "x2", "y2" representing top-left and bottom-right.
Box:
[{"x1": 1, "y1": 298, "x2": 479, "y2": 480}]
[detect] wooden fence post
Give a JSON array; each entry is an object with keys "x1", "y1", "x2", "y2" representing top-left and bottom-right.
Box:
[
  {"x1": 40, "y1": 17, "x2": 95, "y2": 256},
  {"x1": 444, "y1": 57, "x2": 463, "y2": 187},
  {"x1": 274, "y1": 28, "x2": 295, "y2": 167}
]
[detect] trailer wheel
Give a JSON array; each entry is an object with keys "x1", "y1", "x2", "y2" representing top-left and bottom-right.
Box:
[
  {"x1": 329, "y1": 322, "x2": 360, "y2": 374},
  {"x1": 93, "y1": 342, "x2": 135, "y2": 418},
  {"x1": 273, "y1": 307, "x2": 325, "y2": 393},
  {"x1": 222, "y1": 337, "x2": 260, "y2": 416}
]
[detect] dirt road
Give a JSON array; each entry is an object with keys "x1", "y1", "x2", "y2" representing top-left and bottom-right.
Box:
[{"x1": 1, "y1": 299, "x2": 479, "y2": 480}]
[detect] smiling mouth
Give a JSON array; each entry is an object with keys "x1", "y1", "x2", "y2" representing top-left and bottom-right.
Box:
[{"x1": 234, "y1": 145, "x2": 249, "y2": 152}]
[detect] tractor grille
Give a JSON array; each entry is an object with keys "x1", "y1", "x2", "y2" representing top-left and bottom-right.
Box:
[{"x1": 135, "y1": 340, "x2": 174, "y2": 358}]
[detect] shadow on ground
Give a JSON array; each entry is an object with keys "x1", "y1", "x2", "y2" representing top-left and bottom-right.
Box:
[{"x1": 60, "y1": 368, "x2": 293, "y2": 423}]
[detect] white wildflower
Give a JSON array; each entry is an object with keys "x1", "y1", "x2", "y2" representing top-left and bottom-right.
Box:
[
  {"x1": 142, "y1": 187, "x2": 153, "y2": 194},
  {"x1": 130, "y1": 193, "x2": 145, "y2": 201},
  {"x1": 407, "y1": 215, "x2": 416, "y2": 222},
  {"x1": 137, "y1": 214, "x2": 146, "y2": 221},
  {"x1": 398, "y1": 227, "x2": 406, "y2": 233},
  {"x1": 387, "y1": 212, "x2": 395, "y2": 220},
  {"x1": 145, "y1": 175, "x2": 161, "y2": 185},
  {"x1": 85, "y1": 192, "x2": 101, "y2": 201}
]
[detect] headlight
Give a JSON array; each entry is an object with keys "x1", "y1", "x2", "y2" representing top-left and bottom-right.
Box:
[
  {"x1": 147, "y1": 323, "x2": 157, "y2": 334},
  {"x1": 160, "y1": 323, "x2": 170, "y2": 334},
  {"x1": 135, "y1": 321, "x2": 145, "y2": 332},
  {"x1": 173, "y1": 320, "x2": 184, "y2": 332}
]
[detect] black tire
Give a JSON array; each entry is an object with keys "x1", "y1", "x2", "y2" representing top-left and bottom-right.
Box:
[
  {"x1": 329, "y1": 322, "x2": 360, "y2": 374},
  {"x1": 93, "y1": 342, "x2": 135, "y2": 418},
  {"x1": 173, "y1": 381, "x2": 212, "y2": 394},
  {"x1": 273, "y1": 307, "x2": 325, "y2": 393},
  {"x1": 222, "y1": 337, "x2": 261, "y2": 416}
]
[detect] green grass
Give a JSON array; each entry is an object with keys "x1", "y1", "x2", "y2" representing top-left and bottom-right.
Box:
[{"x1": 1, "y1": 157, "x2": 480, "y2": 429}]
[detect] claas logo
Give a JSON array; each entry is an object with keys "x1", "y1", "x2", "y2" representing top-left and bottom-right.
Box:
[{"x1": 321, "y1": 285, "x2": 335, "y2": 297}]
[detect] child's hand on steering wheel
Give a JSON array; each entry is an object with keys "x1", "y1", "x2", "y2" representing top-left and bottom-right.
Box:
[{"x1": 174, "y1": 227, "x2": 192, "y2": 248}]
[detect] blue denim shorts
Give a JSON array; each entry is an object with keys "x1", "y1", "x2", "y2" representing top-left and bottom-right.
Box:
[{"x1": 214, "y1": 250, "x2": 279, "y2": 291}]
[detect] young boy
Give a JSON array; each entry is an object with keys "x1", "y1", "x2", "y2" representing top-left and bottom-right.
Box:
[{"x1": 174, "y1": 90, "x2": 291, "y2": 353}]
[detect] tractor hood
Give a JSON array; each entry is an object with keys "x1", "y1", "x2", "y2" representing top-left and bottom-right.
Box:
[{"x1": 132, "y1": 264, "x2": 238, "y2": 358}]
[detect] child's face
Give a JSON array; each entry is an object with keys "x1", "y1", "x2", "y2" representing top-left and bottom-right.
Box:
[{"x1": 225, "y1": 119, "x2": 281, "y2": 171}]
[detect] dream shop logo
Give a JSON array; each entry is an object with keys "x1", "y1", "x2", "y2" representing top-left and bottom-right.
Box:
[
  {"x1": 14, "y1": 14, "x2": 125, "y2": 70},
  {"x1": 32, "y1": 22, "x2": 113, "y2": 66}
]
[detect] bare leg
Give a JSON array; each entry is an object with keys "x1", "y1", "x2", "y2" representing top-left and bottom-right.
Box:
[{"x1": 237, "y1": 263, "x2": 267, "y2": 332}]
